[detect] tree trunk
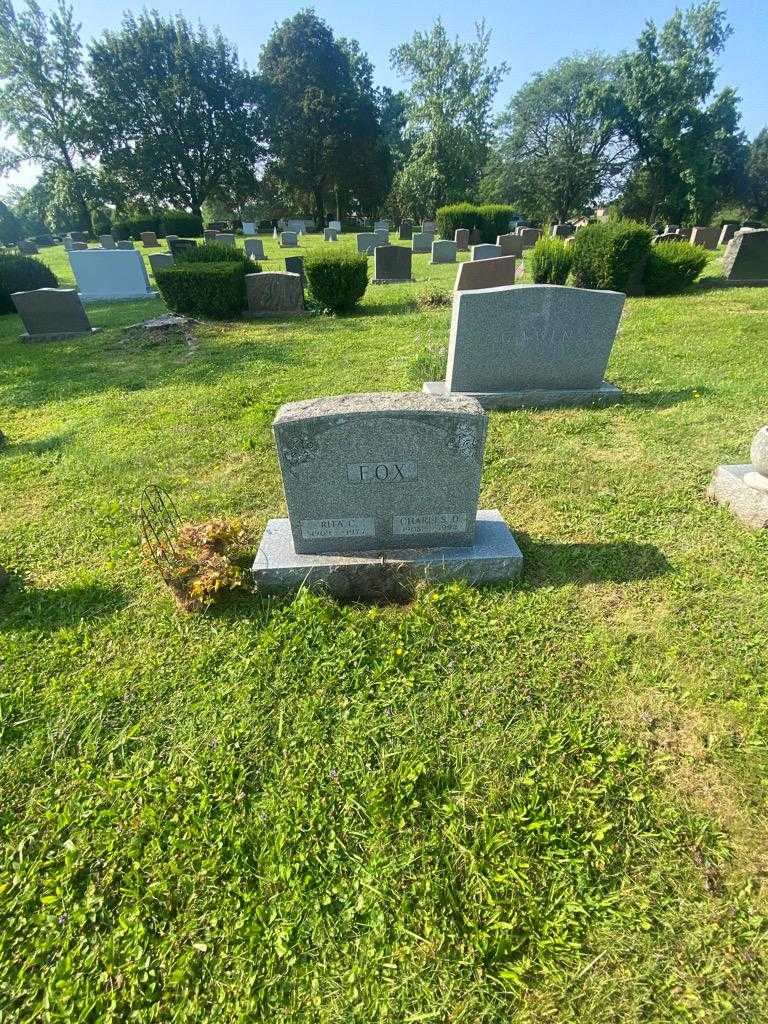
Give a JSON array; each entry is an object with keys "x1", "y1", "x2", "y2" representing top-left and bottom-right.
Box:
[
  {"x1": 59, "y1": 150, "x2": 92, "y2": 232},
  {"x1": 313, "y1": 185, "x2": 325, "y2": 227}
]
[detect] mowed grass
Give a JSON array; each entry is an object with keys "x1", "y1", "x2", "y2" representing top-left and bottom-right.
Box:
[{"x1": 1, "y1": 233, "x2": 768, "y2": 1022}]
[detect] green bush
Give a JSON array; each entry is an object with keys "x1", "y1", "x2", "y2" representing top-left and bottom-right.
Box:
[
  {"x1": 174, "y1": 242, "x2": 250, "y2": 266},
  {"x1": 161, "y1": 211, "x2": 203, "y2": 238},
  {"x1": 528, "y1": 236, "x2": 573, "y2": 285},
  {"x1": 90, "y1": 208, "x2": 112, "y2": 237},
  {"x1": 112, "y1": 215, "x2": 162, "y2": 241},
  {"x1": 643, "y1": 241, "x2": 708, "y2": 295},
  {"x1": 155, "y1": 262, "x2": 246, "y2": 320},
  {"x1": 436, "y1": 203, "x2": 516, "y2": 244},
  {"x1": 0, "y1": 254, "x2": 58, "y2": 314},
  {"x1": 571, "y1": 220, "x2": 653, "y2": 295},
  {"x1": 305, "y1": 249, "x2": 368, "y2": 313}
]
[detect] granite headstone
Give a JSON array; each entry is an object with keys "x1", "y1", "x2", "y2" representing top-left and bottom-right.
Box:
[
  {"x1": 398, "y1": 222, "x2": 413, "y2": 241},
  {"x1": 690, "y1": 226, "x2": 719, "y2": 250},
  {"x1": 423, "y1": 283, "x2": 624, "y2": 409},
  {"x1": 100, "y1": 234, "x2": 116, "y2": 249},
  {"x1": 722, "y1": 229, "x2": 768, "y2": 283},
  {"x1": 373, "y1": 245, "x2": 412, "y2": 283},
  {"x1": 454, "y1": 256, "x2": 516, "y2": 292},
  {"x1": 245, "y1": 238, "x2": 265, "y2": 259},
  {"x1": 454, "y1": 228, "x2": 470, "y2": 250},
  {"x1": 412, "y1": 232, "x2": 434, "y2": 254},
  {"x1": 471, "y1": 244, "x2": 503, "y2": 261},
  {"x1": 357, "y1": 232, "x2": 376, "y2": 254},
  {"x1": 496, "y1": 233, "x2": 524, "y2": 257},
  {"x1": 245, "y1": 271, "x2": 304, "y2": 316},
  {"x1": 148, "y1": 252, "x2": 174, "y2": 275},
  {"x1": 11, "y1": 288, "x2": 96, "y2": 341},
  {"x1": 280, "y1": 231, "x2": 298, "y2": 248},
  {"x1": 141, "y1": 231, "x2": 159, "y2": 248},
  {"x1": 431, "y1": 239, "x2": 456, "y2": 264},
  {"x1": 68, "y1": 249, "x2": 157, "y2": 302}
]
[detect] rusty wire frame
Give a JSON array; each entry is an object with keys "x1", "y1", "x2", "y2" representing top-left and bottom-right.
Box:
[{"x1": 138, "y1": 485, "x2": 183, "y2": 581}]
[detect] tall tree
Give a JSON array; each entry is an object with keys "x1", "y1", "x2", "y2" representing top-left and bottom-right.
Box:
[
  {"x1": 611, "y1": 1, "x2": 747, "y2": 223},
  {"x1": 87, "y1": 12, "x2": 264, "y2": 216},
  {"x1": 482, "y1": 54, "x2": 630, "y2": 222},
  {"x1": 746, "y1": 128, "x2": 768, "y2": 218},
  {"x1": 258, "y1": 11, "x2": 385, "y2": 223},
  {"x1": 0, "y1": 0, "x2": 91, "y2": 227},
  {"x1": 390, "y1": 19, "x2": 506, "y2": 218}
]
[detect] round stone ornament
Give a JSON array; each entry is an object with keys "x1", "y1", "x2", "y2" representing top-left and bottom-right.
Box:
[{"x1": 750, "y1": 425, "x2": 768, "y2": 477}]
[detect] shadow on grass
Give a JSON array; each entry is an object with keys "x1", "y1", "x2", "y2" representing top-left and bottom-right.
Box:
[
  {"x1": 617, "y1": 386, "x2": 712, "y2": 410},
  {"x1": 0, "y1": 574, "x2": 126, "y2": 632},
  {"x1": 0, "y1": 431, "x2": 75, "y2": 457},
  {"x1": 517, "y1": 534, "x2": 670, "y2": 589}
]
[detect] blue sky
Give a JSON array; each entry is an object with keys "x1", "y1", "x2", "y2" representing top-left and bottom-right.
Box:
[{"x1": 3, "y1": 0, "x2": 766, "y2": 191}]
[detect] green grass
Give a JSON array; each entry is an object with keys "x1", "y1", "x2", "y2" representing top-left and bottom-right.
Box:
[{"x1": 2, "y1": 235, "x2": 768, "y2": 1022}]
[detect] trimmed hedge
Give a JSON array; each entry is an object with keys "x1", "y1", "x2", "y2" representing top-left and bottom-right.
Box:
[
  {"x1": 174, "y1": 242, "x2": 250, "y2": 266},
  {"x1": 305, "y1": 249, "x2": 368, "y2": 313},
  {"x1": 161, "y1": 211, "x2": 203, "y2": 238},
  {"x1": 643, "y1": 241, "x2": 708, "y2": 295},
  {"x1": 436, "y1": 204, "x2": 516, "y2": 244},
  {"x1": 0, "y1": 254, "x2": 58, "y2": 314},
  {"x1": 571, "y1": 220, "x2": 653, "y2": 295},
  {"x1": 528, "y1": 236, "x2": 573, "y2": 284},
  {"x1": 112, "y1": 215, "x2": 162, "y2": 241},
  {"x1": 155, "y1": 262, "x2": 246, "y2": 319}
]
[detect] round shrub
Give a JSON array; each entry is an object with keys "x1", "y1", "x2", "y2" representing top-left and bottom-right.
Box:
[
  {"x1": 643, "y1": 241, "x2": 708, "y2": 295},
  {"x1": 174, "y1": 242, "x2": 250, "y2": 266},
  {"x1": 0, "y1": 254, "x2": 58, "y2": 314},
  {"x1": 161, "y1": 211, "x2": 203, "y2": 237},
  {"x1": 155, "y1": 262, "x2": 247, "y2": 320},
  {"x1": 528, "y1": 236, "x2": 572, "y2": 284},
  {"x1": 571, "y1": 220, "x2": 653, "y2": 295},
  {"x1": 305, "y1": 249, "x2": 368, "y2": 313}
]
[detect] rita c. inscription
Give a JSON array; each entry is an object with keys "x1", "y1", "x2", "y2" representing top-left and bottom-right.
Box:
[{"x1": 347, "y1": 460, "x2": 417, "y2": 483}]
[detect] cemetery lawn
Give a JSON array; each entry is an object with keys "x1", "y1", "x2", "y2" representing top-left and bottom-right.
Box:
[{"x1": 2, "y1": 235, "x2": 768, "y2": 1023}]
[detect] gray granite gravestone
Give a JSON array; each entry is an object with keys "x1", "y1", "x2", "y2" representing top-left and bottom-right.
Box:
[
  {"x1": 708, "y1": 426, "x2": 768, "y2": 529},
  {"x1": 373, "y1": 228, "x2": 389, "y2": 247},
  {"x1": 245, "y1": 238, "x2": 265, "y2": 259},
  {"x1": 117, "y1": 240, "x2": 135, "y2": 250},
  {"x1": 280, "y1": 231, "x2": 298, "y2": 248},
  {"x1": 245, "y1": 271, "x2": 304, "y2": 316},
  {"x1": 423, "y1": 283, "x2": 624, "y2": 409},
  {"x1": 100, "y1": 234, "x2": 115, "y2": 249},
  {"x1": 455, "y1": 228, "x2": 470, "y2": 250},
  {"x1": 284, "y1": 255, "x2": 305, "y2": 286},
  {"x1": 215, "y1": 232, "x2": 235, "y2": 247},
  {"x1": 68, "y1": 249, "x2": 157, "y2": 302},
  {"x1": 412, "y1": 232, "x2": 434, "y2": 254},
  {"x1": 551, "y1": 224, "x2": 574, "y2": 238},
  {"x1": 718, "y1": 224, "x2": 738, "y2": 246},
  {"x1": 357, "y1": 232, "x2": 376, "y2": 254},
  {"x1": 421, "y1": 220, "x2": 437, "y2": 234},
  {"x1": 204, "y1": 229, "x2": 217, "y2": 243},
  {"x1": 471, "y1": 244, "x2": 503, "y2": 261},
  {"x1": 323, "y1": 227, "x2": 338, "y2": 241},
  {"x1": 374, "y1": 220, "x2": 389, "y2": 232},
  {"x1": 141, "y1": 231, "x2": 159, "y2": 248},
  {"x1": 469, "y1": 228, "x2": 482, "y2": 245},
  {"x1": 373, "y1": 245, "x2": 412, "y2": 283},
  {"x1": 69, "y1": 232, "x2": 88, "y2": 243},
  {"x1": 165, "y1": 235, "x2": 178, "y2": 244},
  {"x1": 431, "y1": 239, "x2": 456, "y2": 264},
  {"x1": 148, "y1": 252, "x2": 174, "y2": 275},
  {"x1": 519, "y1": 228, "x2": 542, "y2": 247},
  {"x1": 168, "y1": 238, "x2": 196, "y2": 257},
  {"x1": 454, "y1": 256, "x2": 516, "y2": 292},
  {"x1": 690, "y1": 226, "x2": 719, "y2": 250},
  {"x1": 11, "y1": 288, "x2": 97, "y2": 341},
  {"x1": 251, "y1": 391, "x2": 522, "y2": 594},
  {"x1": 722, "y1": 229, "x2": 768, "y2": 283},
  {"x1": 398, "y1": 221, "x2": 413, "y2": 241},
  {"x1": 496, "y1": 233, "x2": 524, "y2": 257},
  {"x1": 19, "y1": 240, "x2": 38, "y2": 254}
]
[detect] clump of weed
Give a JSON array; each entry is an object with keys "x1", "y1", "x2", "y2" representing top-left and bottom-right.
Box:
[
  {"x1": 406, "y1": 334, "x2": 448, "y2": 384},
  {"x1": 417, "y1": 282, "x2": 451, "y2": 309}
]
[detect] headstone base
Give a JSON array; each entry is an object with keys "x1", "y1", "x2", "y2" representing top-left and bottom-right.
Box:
[
  {"x1": 707, "y1": 464, "x2": 768, "y2": 529},
  {"x1": 21, "y1": 327, "x2": 101, "y2": 343},
  {"x1": 371, "y1": 277, "x2": 413, "y2": 284},
  {"x1": 422, "y1": 380, "x2": 622, "y2": 410},
  {"x1": 79, "y1": 291, "x2": 158, "y2": 303},
  {"x1": 251, "y1": 510, "x2": 522, "y2": 596}
]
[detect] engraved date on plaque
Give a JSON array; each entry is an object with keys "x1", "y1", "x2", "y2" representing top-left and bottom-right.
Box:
[
  {"x1": 393, "y1": 512, "x2": 468, "y2": 536},
  {"x1": 347, "y1": 460, "x2": 417, "y2": 483},
  {"x1": 300, "y1": 517, "x2": 375, "y2": 540}
]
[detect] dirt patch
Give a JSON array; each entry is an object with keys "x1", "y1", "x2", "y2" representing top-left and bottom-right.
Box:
[{"x1": 110, "y1": 315, "x2": 201, "y2": 354}]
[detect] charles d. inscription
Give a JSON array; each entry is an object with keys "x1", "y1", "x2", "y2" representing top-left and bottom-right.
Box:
[{"x1": 347, "y1": 460, "x2": 417, "y2": 483}]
